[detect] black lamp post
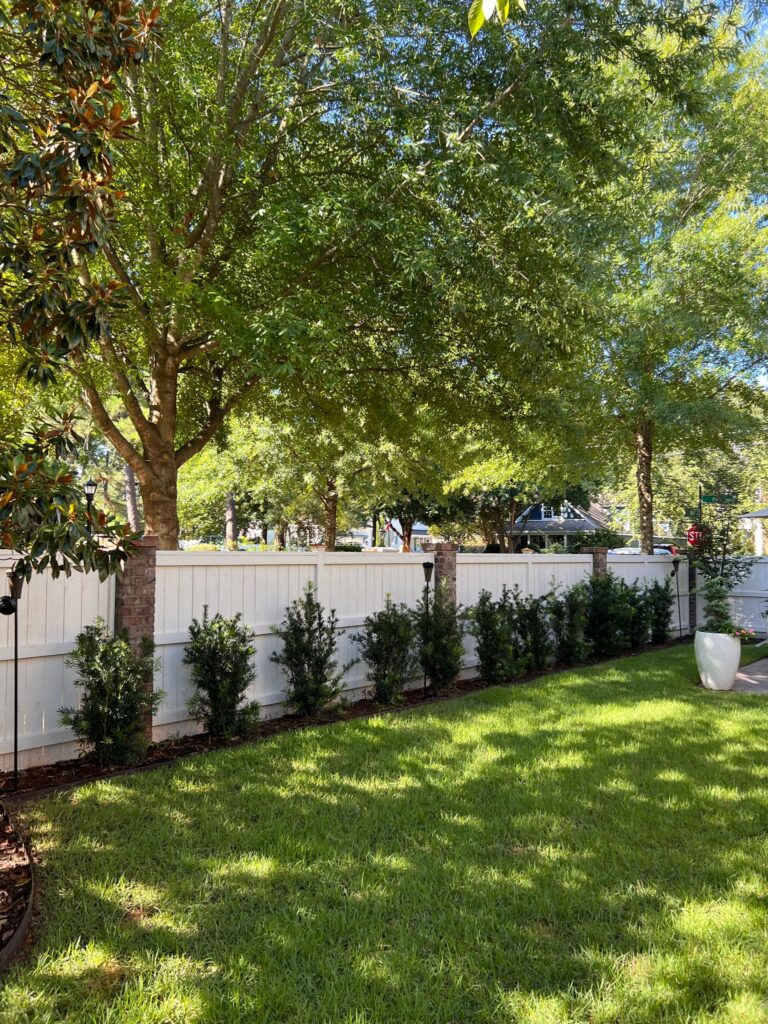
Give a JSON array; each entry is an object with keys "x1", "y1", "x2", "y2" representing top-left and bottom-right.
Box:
[
  {"x1": 0, "y1": 574, "x2": 22, "y2": 793},
  {"x1": 671, "y1": 557, "x2": 683, "y2": 639},
  {"x1": 84, "y1": 479, "x2": 97, "y2": 527},
  {"x1": 422, "y1": 561, "x2": 434, "y2": 695}
]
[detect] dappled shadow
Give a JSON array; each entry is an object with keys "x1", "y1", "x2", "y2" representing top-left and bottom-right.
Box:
[{"x1": 4, "y1": 647, "x2": 768, "y2": 1023}]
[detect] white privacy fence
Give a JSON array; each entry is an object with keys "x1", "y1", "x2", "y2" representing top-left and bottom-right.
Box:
[
  {"x1": 698, "y1": 559, "x2": 768, "y2": 631},
  {"x1": 2, "y1": 549, "x2": 692, "y2": 771}
]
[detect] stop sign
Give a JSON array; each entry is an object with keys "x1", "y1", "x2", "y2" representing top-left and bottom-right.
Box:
[{"x1": 687, "y1": 525, "x2": 706, "y2": 547}]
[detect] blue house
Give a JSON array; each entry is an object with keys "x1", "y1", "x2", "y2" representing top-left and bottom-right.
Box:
[{"x1": 512, "y1": 501, "x2": 619, "y2": 551}]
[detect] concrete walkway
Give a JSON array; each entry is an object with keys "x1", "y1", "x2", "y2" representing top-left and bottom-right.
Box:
[{"x1": 733, "y1": 657, "x2": 768, "y2": 694}]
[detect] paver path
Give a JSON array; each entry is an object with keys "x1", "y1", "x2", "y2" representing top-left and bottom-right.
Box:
[{"x1": 733, "y1": 655, "x2": 768, "y2": 693}]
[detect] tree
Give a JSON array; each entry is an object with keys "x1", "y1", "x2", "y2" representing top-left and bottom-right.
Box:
[
  {"x1": 11, "y1": 0, "x2": 739, "y2": 548},
  {"x1": 0, "y1": 417, "x2": 134, "y2": 584},
  {"x1": 582, "y1": 42, "x2": 768, "y2": 552},
  {"x1": 0, "y1": 0, "x2": 160, "y2": 372}
]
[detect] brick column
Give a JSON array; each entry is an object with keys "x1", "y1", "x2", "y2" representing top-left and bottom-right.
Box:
[
  {"x1": 582, "y1": 546, "x2": 608, "y2": 576},
  {"x1": 422, "y1": 542, "x2": 458, "y2": 604},
  {"x1": 114, "y1": 536, "x2": 158, "y2": 736}
]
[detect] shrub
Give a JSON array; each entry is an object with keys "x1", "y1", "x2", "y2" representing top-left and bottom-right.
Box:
[
  {"x1": 414, "y1": 581, "x2": 465, "y2": 692},
  {"x1": 646, "y1": 577, "x2": 674, "y2": 644},
  {"x1": 699, "y1": 576, "x2": 735, "y2": 634},
  {"x1": 271, "y1": 583, "x2": 353, "y2": 716},
  {"x1": 60, "y1": 618, "x2": 161, "y2": 766},
  {"x1": 354, "y1": 598, "x2": 417, "y2": 703},
  {"x1": 584, "y1": 572, "x2": 633, "y2": 657},
  {"x1": 624, "y1": 580, "x2": 651, "y2": 650},
  {"x1": 513, "y1": 590, "x2": 552, "y2": 670},
  {"x1": 334, "y1": 542, "x2": 362, "y2": 552},
  {"x1": 548, "y1": 583, "x2": 591, "y2": 664},
  {"x1": 468, "y1": 589, "x2": 523, "y2": 684},
  {"x1": 184, "y1": 608, "x2": 260, "y2": 737},
  {"x1": 569, "y1": 527, "x2": 624, "y2": 553}
]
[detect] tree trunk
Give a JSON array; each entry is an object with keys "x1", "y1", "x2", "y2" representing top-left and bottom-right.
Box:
[
  {"x1": 401, "y1": 517, "x2": 414, "y2": 552},
  {"x1": 124, "y1": 463, "x2": 141, "y2": 532},
  {"x1": 635, "y1": 418, "x2": 654, "y2": 555},
  {"x1": 323, "y1": 479, "x2": 338, "y2": 551},
  {"x1": 137, "y1": 457, "x2": 180, "y2": 549},
  {"x1": 225, "y1": 491, "x2": 237, "y2": 549}
]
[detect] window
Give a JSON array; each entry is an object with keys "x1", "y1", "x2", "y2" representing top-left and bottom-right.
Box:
[{"x1": 542, "y1": 505, "x2": 555, "y2": 519}]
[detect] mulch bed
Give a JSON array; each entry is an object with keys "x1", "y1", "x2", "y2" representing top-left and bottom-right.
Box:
[
  {"x1": 0, "y1": 802, "x2": 34, "y2": 969},
  {"x1": 1, "y1": 637, "x2": 693, "y2": 805}
]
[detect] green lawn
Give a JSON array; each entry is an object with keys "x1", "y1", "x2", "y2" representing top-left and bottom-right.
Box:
[{"x1": 4, "y1": 646, "x2": 768, "y2": 1024}]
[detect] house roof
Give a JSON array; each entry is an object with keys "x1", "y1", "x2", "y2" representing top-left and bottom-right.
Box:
[{"x1": 512, "y1": 501, "x2": 612, "y2": 535}]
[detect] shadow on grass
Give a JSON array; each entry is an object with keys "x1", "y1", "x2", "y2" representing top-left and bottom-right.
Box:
[{"x1": 5, "y1": 647, "x2": 768, "y2": 1023}]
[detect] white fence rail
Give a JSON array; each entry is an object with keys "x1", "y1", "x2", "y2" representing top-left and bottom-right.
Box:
[
  {"x1": 697, "y1": 560, "x2": 768, "y2": 632},
  {"x1": 2, "y1": 549, "x2": 694, "y2": 771}
]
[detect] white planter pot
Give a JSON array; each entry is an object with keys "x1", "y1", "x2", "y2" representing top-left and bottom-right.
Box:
[{"x1": 694, "y1": 631, "x2": 741, "y2": 691}]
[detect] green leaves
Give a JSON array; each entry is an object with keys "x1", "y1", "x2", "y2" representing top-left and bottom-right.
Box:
[{"x1": 468, "y1": 0, "x2": 524, "y2": 37}]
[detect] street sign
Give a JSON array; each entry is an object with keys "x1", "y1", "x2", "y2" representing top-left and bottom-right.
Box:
[
  {"x1": 701, "y1": 493, "x2": 738, "y2": 505},
  {"x1": 684, "y1": 506, "x2": 699, "y2": 519}
]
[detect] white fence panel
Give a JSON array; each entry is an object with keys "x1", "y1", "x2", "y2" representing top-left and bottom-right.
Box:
[
  {"x1": 456, "y1": 554, "x2": 593, "y2": 607},
  {"x1": 608, "y1": 555, "x2": 690, "y2": 634},
  {"x1": 153, "y1": 551, "x2": 428, "y2": 736},
  {"x1": 697, "y1": 559, "x2": 768, "y2": 632},
  {"x1": 0, "y1": 558, "x2": 115, "y2": 770}
]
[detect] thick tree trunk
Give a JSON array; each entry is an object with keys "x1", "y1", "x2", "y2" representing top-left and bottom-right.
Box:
[
  {"x1": 635, "y1": 418, "x2": 654, "y2": 555},
  {"x1": 124, "y1": 463, "x2": 141, "y2": 532},
  {"x1": 137, "y1": 457, "x2": 180, "y2": 549},
  {"x1": 323, "y1": 479, "x2": 338, "y2": 551},
  {"x1": 225, "y1": 491, "x2": 237, "y2": 549}
]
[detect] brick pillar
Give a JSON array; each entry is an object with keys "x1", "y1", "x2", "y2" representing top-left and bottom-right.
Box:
[
  {"x1": 582, "y1": 546, "x2": 608, "y2": 576},
  {"x1": 114, "y1": 536, "x2": 158, "y2": 737},
  {"x1": 688, "y1": 559, "x2": 697, "y2": 633},
  {"x1": 422, "y1": 542, "x2": 458, "y2": 604}
]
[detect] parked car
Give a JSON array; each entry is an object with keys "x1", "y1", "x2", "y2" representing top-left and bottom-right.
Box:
[{"x1": 608, "y1": 546, "x2": 674, "y2": 556}]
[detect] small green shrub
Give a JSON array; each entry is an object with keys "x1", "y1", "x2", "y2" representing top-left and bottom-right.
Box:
[
  {"x1": 646, "y1": 577, "x2": 674, "y2": 644},
  {"x1": 548, "y1": 583, "x2": 591, "y2": 664},
  {"x1": 513, "y1": 590, "x2": 552, "y2": 670},
  {"x1": 354, "y1": 597, "x2": 417, "y2": 703},
  {"x1": 584, "y1": 572, "x2": 634, "y2": 657},
  {"x1": 699, "y1": 576, "x2": 735, "y2": 634},
  {"x1": 60, "y1": 618, "x2": 161, "y2": 766},
  {"x1": 184, "y1": 608, "x2": 260, "y2": 737},
  {"x1": 468, "y1": 589, "x2": 523, "y2": 684},
  {"x1": 624, "y1": 580, "x2": 651, "y2": 650},
  {"x1": 271, "y1": 584, "x2": 353, "y2": 716},
  {"x1": 414, "y1": 582, "x2": 465, "y2": 692},
  {"x1": 569, "y1": 527, "x2": 624, "y2": 553},
  {"x1": 334, "y1": 542, "x2": 362, "y2": 552}
]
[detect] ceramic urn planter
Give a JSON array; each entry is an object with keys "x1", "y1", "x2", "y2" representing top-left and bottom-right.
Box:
[{"x1": 694, "y1": 630, "x2": 741, "y2": 691}]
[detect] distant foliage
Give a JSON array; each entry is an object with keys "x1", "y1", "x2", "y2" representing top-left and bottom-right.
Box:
[
  {"x1": 271, "y1": 584, "x2": 353, "y2": 716},
  {"x1": 354, "y1": 598, "x2": 417, "y2": 703},
  {"x1": 414, "y1": 582, "x2": 465, "y2": 692},
  {"x1": 548, "y1": 583, "x2": 591, "y2": 665},
  {"x1": 184, "y1": 608, "x2": 260, "y2": 737},
  {"x1": 569, "y1": 528, "x2": 625, "y2": 553},
  {"x1": 646, "y1": 578, "x2": 674, "y2": 644},
  {"x1": 60, "y1": 619, "x2": 161, "y2": 766}
]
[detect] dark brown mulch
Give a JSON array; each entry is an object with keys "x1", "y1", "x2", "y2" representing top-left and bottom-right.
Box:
[
  {"x1": 1, "y1": 637, "x2": 692, "y2": 804},
  {"x1": 0, "y1": 802, "x2": 33, "y2": 968}
]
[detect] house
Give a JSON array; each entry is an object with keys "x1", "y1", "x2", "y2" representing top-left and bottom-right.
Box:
[{"x1": 511, "y1": 501, "x2": 622, "y2": 551}]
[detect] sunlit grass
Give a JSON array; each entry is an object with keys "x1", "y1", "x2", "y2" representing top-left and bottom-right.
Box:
[{"x1": 3, "y1": 645, "x2": 768, "y2": 1023}]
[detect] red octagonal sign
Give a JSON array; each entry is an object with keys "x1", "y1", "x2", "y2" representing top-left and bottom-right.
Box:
[{"x1": 687, "y1": 525, "x2": 707, "y2": 547}]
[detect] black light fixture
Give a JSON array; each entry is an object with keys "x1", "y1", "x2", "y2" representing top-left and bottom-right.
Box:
[
  {"x1": 422, "y1": 562, "x2": 434, "y2": 695},
  {"x1": 670, "y1": 557, "x2": 683, "y2": 640},
  {"x1": 84, "y1": 479, "x2": 98, "y2": 510},
  {"x1": 0, "y1": 574, "x2": 22, "y2": 794}
]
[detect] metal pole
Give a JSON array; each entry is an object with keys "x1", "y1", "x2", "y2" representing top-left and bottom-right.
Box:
[
  {"x1": 675, "y1": 569, "x2": 683, "y2": 640},
  {"x1": 0, "y1": 590, "x2": 19, "y2": 794},
  {"x1": 423, "y1": 583, "x2": 429, "y2": 696}
]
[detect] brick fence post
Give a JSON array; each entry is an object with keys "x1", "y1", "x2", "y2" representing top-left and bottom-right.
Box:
[
  {"x1": 422, "y1": 542, "x2": 458, "y2": 604},
  {"x1": 581, "y1": 546, "x2": 608, "y2": 576},
  {"x1": 114, "y1": 536, "x2": 159, "y2": 738}
]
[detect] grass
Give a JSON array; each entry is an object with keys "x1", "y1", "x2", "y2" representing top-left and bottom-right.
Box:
[{"x1": 3, "y1": 645, "x2": 768, "y2": 1023}]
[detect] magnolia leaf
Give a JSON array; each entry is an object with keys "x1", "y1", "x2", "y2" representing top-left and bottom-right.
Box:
[
  {"x1": 496, "y1": 0, "x2": 511, "y2": 23},
  {"x1": 468, "y1": 0, "x2": 485, "y2": 37}
]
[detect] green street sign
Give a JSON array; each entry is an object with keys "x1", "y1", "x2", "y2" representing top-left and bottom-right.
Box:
[
  {"x1": 701, "y1": 493, "x2": 738, "y2": 505},
  {"x1": 684, "y1": 506, "x2": 699, "y2": 519}
]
